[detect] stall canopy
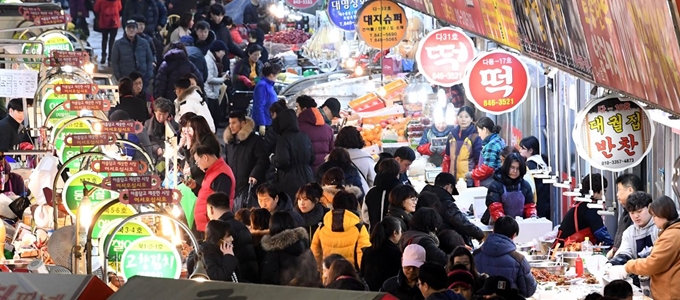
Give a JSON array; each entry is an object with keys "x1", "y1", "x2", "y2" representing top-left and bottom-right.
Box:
[
  {"x1": 110, "y1": 276, "x2": 397, "y2": 300},
  {"x1": 0, "y1": 273, "x2": 113, "y2": 300},
  {"x1": 393, "y1": 0, "x2": 680, "y2": 117}
]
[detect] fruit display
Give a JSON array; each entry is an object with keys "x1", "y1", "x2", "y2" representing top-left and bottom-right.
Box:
[
  {"x1": 359, "y1": 124, "x2": 383, "y2": 147},
  {"x1": 265, "y1": 29, "x2": 311, "y2": 44}
]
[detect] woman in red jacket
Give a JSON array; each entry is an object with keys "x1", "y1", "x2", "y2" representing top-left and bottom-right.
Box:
[{"x1": 94, "y1": 0, "x2": 122, "y2": 64}]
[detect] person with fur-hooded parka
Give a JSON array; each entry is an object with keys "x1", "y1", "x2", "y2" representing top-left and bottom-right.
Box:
[
  {"x1": 321, "y1": 184, "x2": 363, "y2": 210},
  {"x1": 223, "y1": 115, "x2": 269, "y2": 210},
  {"x1": 260, "y1": 227, "x2": 320, "y2": 285},
  {"x1": 175, "y1": 83, "x2": 215, "y2": 133}
]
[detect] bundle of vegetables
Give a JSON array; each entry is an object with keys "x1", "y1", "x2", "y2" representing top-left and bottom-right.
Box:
[
  {"x1": 301, "y1": 23, "x2": 343, "y2": 61},
  {"x1": 265, "y1": 29, "x2": 311, "y2": 45}
]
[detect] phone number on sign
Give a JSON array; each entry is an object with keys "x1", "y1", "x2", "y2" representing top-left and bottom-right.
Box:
[
  {"x1": 600, "y1": 158, "x2": 635, "y2": 166},
  {"x1": 483, "y1": 98, "x2": 515, "y2": 107}
]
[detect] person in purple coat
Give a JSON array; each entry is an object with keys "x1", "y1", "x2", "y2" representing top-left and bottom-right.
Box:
[
  {"x1": 295, "y1": 95, "x2": 334, "y2": 172},
  {"x1": 69, "y1": 0, "x2": 90, "y2": 39}
]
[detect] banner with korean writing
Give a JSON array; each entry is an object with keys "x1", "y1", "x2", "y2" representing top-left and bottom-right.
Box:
[
  {"x1": 356, "y1": 0, "x2": 408, "y2": 49},
  {"x1": 540, "y1": 0, "x2": 592, "y2": 79},
  {"x1": 416, "y1": 27, "x2": 475, "y2": 87},
  {"x1": 573, "y1": 95, "x2": 654, "y2": 172},
  {"x1": 449, "y1": 0, "x2": 486, "y2": 35},
  {"x1": 512, "y1": 0, "x2": 554, "y2": 60},
  {"x1": 479, "y1": 0, "x2": 521, "y2": 50},
  {"x1": 463, "y1": 50, "x2": 530, "y2": 114},
  {"x1": 608, "y1": 0, "x2": 680, "y2": 113},
  {"x1": 328, "y1": 0, "x2": 369, "y2": 31}
]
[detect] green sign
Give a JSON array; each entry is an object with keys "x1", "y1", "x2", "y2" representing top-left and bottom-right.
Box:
[
  {"x1": 99, "y1": 219, "x2": 151, "y2": 269},
  {"x1": 91, "y1": 202, "x2": 137, "y2": 239},
  {"x1": 121, "y1": 236, "x2": 181, "y2": 281},
  {"x1": 53, "y1": 119, "x2": 96, "y2": 174},
  {"x1": 62, "y1": 171, "x2": 119, "y2": 218},
  {"x1": 43, "y1": 79, "x2": 83, "y2": 127},
  {"x1": 22, "y1": 33, "x2": 74, "y2": 70}
]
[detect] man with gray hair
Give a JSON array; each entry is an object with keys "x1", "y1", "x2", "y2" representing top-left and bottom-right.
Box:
[{"x1": 144, "y1": 97, "x2": 179, "y2": 159}]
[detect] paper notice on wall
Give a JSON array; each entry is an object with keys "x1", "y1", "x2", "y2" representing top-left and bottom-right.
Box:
[{"x1": 0, "y1": 69, "x2": 38, "y2": 98}]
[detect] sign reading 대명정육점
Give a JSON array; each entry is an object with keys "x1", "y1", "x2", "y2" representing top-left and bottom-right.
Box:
[
  {"x1": 62, "y1": 171, "x2": 120, "y2": 218},
  {"x1": 98, "y1": 219, "x2": 152, "y2": 268},
  {"x1": 121, "y1": 236, "x2": 182, "y2": 280},
  {"x1": 328, "y1": 0, "x2": 369, "y2": 31},
  {"x1": 415, "y1": 27, "x2": 475, "y2": 87},
  {"x1": 356, "y1": 0, "x2": 407, "y2": 50},
  {"x1": 573, "y1": 96, "x2": 654, "y2": 172},
  {"x1": 22, "y1": 33, "x2": 74, "y2": 70},
  {"x1": 463, "y1": 50, "x2": 530, "y2": 114},
  {"x1": 91, "y1": 202, "x2": 137, "y2": 239}
]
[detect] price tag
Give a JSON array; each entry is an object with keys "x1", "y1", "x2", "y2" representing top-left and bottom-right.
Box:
[
  {"x1": 119, "y1": 189, "x2": 181, "y2": 205},
  {"x1": 120, "y1": 236, "x2": 182, "y2": 280},
  {"x1": 63, "y1": 100, "x2": 111, "y2": 111},
  {"x1": 91, "y1": 160, "x2": 148, "y2": 174},
  {"x1": 54, "y1": 84, "x2": 98, "y2": 95},
  {"x1": 64, "y1": 133, "x2": 116, "y2": 146},
  {"x1": 34, "y1": 14, "x2": 71, "y2": 26},
  {"x1": 92, "y1": 120, "x2": 144, "y2": 134},
  {"x1": 104, "y1": 175, "x2": 161, "y2": 190}
]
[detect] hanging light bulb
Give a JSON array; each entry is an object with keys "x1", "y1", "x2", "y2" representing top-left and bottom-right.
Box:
[
  {"x1": 437, "y1": 88, "x2": 447, "y2": 108},
  {"x1": 355, "y1": 65, "x2": 364, "y2": 76},
  {"x1": 445, "y1": 103, "x2": 456, "y2": 125},
  {"x1": 345, "y1": 57, "x2": 356, "y2": 68},
  {"x1": 171, "y1": 205, "x2": 182, "y2": 218}
]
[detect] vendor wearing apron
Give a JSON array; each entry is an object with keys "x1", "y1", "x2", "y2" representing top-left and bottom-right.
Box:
[
  {"x1": 555, "y1": 174, "x2": 614, "y2": 247},
  {"x1": 481, "y1": 153, "x2": 536, "y2": 225}
]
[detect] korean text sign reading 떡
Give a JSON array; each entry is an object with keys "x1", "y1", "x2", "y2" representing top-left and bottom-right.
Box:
[
  {"x1": 464, "y1": 50, "x2": 530, "y2": 114},
  {"x1": 573, "y1": 96, "x2": 654, "y2": 172},
  {"x1": 416, "y1": 27, "x2": 476, "y2": 87},
  {"x1": 356, "y1": 0, "x2": 407, "y2": 50}
]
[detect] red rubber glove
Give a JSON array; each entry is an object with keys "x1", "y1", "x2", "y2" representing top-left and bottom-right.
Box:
[
  {"x1": 489, "y1": 202, "x2": 505, "y2": 222},
  {"x1": 417, "y1": 143, "x2": 433, "y2": 156},
  {"x1": 524, "y1": 203, "x2": 537, "y2": 218},
  {"x1": 441, "y1": 154, "x2": 451, "y2": 174}
]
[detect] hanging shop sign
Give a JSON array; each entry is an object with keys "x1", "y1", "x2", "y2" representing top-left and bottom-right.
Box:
[
  {"x1": 53, "y1": 119, "x2": 95, "y2": 173},
  {"x1": 43, "y1": 78, "x2": 83, "y2": 127},
  {"x1": 65, "y1": 133, "x2": 117, "y2": 147},
  {"x1": 415, "y1": 27, "x2": 475, "y2": 87},
  {"x1": 573, "y1": 96, "x2": 654, "y2": 172},
  {"x1": 63, "y1": 100, "x2": 111, "y2": 112},
  {"x1": 463, "y1": 50, "x2": 530, "y2": 114},
  {"x1": 99, "y1": 219, "x2": 151, "y2": 268},
  {"x1": 119, "y1": 189, "x2": 181, "y2": 205},
  {"x1": 285, "y1": 0, "x2": 318, "y2": 9},
  {"x1": 447, "y1": 0, "x2": 485, "y2": 35},
  {"x1": 356, "y1": 0, "x2": 407, "y2": 50},
  {"x1": 121, "y1": 236, "x2": 182, "y2": 281},
  {"x1": 62, "y1": 171, "x2": 120, "y2": 218},
  {"x1": 22, "y1": 32, "x2": 74, "y2": 70},
  {"x1": 327, "y1": 0, "x2": 369, "y2": 31},
  {"x1": 55, "y1": 84, "x2": 99, "y2": 95},
  {"x1": 478, "y1": 0, "x2": 521, "y2": 50},
  {"x1": 104, "y1": 175, "x2": 161, "y2": 191},
  {"x1": 91, "y1": 202, "x2": 138, "y2": 239},
  {"x1": 92, "y1": 120, "x2": 144, "y2": 134},
  {"x1": 91, "y1": 160, "x2": 149, "y2": 174}
]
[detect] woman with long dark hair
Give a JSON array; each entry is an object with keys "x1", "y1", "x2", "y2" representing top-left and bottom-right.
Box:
[
  {"x1": 187, "y1": 220, "x2": 239, "y2": 282},
  {"x1": 170, "y1": 12, "x2": 194, "y2": 43},
  {"x1": 386, "y1": 185, "x2": 419, "y2": 231},
  {"x1": 482, "y1": 153, "x2": 536, "y2": 225},
  {"x1": 467, "y1": 117, "x2": 505, "y2": 187},
  {"x1": 519, "y1": 136, "x2": 551, "y2": 219},
  {"x1": 180, "y1": 115, "x2": 220, "y2": 195},
  {"x1": 316, "y1": 147, "x2": 365, "y2": 198},
  {"x1": 361, "y1": 216, "x2": 403, "y2": 291},
  {"x1": 295, "y1": 183, "x2": 329, "y2": 239}
]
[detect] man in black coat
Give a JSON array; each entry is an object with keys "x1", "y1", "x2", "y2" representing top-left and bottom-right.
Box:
[
  {"x1": 421, "y1": 172, "x2": 484, "y2": 246},
  {"x1": 207, "y1": 192, "x2": 259, "y2": 283},
  {"x1": 207, "y1": 4, "x2": 245, "y2": 61},
  {"x1": 223, "y1": 111, "x2": 269, "y2": 210},
  {"x1": 0, "y1": 99, "x2": 27, "y2": 152}
]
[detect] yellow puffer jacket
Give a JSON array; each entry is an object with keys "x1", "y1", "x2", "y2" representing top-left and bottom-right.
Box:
[
  {"x1": 311, "y1": 209, "x2": 371, "y2": 271},
  {"x1": 448, "y1": 133, "x2": 479, "y2": 182}
]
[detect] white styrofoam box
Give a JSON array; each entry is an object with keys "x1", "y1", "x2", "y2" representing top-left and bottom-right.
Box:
[
  {"x1": 471, "y1": 217, "x2": 554, "y2": 244},
  {"x1": 454, "y1": 187, "x2": 488, "y2": 218}
]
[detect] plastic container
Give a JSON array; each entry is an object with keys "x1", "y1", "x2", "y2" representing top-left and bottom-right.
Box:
[{"x1": 582, "y1": 237, "x2": 594, "y2": 254}]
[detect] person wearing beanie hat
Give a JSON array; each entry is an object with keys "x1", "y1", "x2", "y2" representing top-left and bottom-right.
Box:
[
  {"x1": 180, "y1": 35, "x2": 209, "y2": 83},
  {"x1": 447, "y1": 269, "x2": 475, "y2": 300},
  {"x1": 418, "y1": 262, "x2": 465, "y2": 300},
  {"x1": 380, "y1": 244, "x2": 426, "y2": 300},
  {"x1": 210, "y1": 40, "x2": 228, "y2": 53},
  {"x1": 180, "y1": 35, "x2": 194, "y2": 45}
]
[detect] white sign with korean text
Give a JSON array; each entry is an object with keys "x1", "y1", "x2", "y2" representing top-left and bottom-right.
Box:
[{"x1": 0, "y1": 69, "x2": 38, "y2": 98}]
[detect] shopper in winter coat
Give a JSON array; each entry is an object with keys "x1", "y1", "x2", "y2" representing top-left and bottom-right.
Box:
[
  {"x1": 204, "y1": 40, "x2": 229, "y2": 126},
  {"x1": 312, "y1": 191, "x2": 371, "y2": 271},
  {"x1": 155, "y1": 43, "x2": 205, "y2": 101},
  {"x1": 143, "y1": 98, "x2": 178, "y2": 159},
  {"x1": 400, "y1": 208, "x2": 448, "y2": 266},
  {"x1": 325, "y1": 258, "x2": 368, "y2": 291},
  {"x1": 381, "y1": 244, "x2": 426, "y2": 300},
  {"x1": 186, "y1": 220, "x2": 240, "y2": 282},
  {"x1": 179, "y1": 36, "x2": 208, "y2": 82},
  {"x1": 363, "y1": 158, "x2": 403, "y2": 228},
  {"x1": 482, "y1": 153, "x2": 536, "y2": 225},
  {"x1": 260, "y1": 212, "x2": 321, "y2": 285},
  {"x1": 232, "y1": 44, "x2": 264, "y2": 92},
  {"x1": 610, "y1": 174, "x2": 644, "y2": 258},
  {"x1": 609, "y1": 192, "x2": 658, "y2": 265},
  {"x1": 94, "y1": 0, "x2": 122, "y2": 64},
  {"x1": 242, "y1": 0, "x2": 259, "y2": 25},
  {"x1": 467, "y1": 117, "x2": 505, "y2": 187},
  {"x1": 387, "y1": 185, "x2": 419, "y2": 232},
  {"x1": 111, "y1": 21, "x2": 154, "y2": 89},
  {"x1": 319, "y1": 167, "x2": 363, "y2": 208},
  {"x1": 418, "y1": 262, "x2": 466, "y2": 300},
  {"x1": 316, "y1": 148, "x2": 365, "y2": 196},
  {"x1": 474, "y1": 216, "x2": 537, "y2": 297},
  {"x1": 422, "y1": 172, "x2": 484, "y2": 246},
  {"x1": 271, "y1": 109, "x2": 315, "y2": 200},
  {"x1": 174, "y1": 80, "x2": 215, "y2": 132},
  {"x1": 335, "y1": 126, "x2": 377, "y2": 190},
  {"x1": 252, "y1": 64, "x2": 281, "y2": 131},
  {"x1": 122, "y1": 0, "x2": 158, "y2": 35},
  {"x1": 170, "y1": 12, "x2": 193, "y2": 43},
  {"x1": 109, "y1": 78, "x2": 150, "y2": 123},
  {"x1": 519, "y1": 136, "x2": 551, "y2": 219},
  {"x1": 441, "y1": 107, "x2": 482, "y2": 186},
  {"x1": 208, "y1": 4, "x2": 245, "y2": 59},
  {"x1": 361, "y1": 216, "x2": 403, "y2": 291},
  {"x1": 223, "y1": 113, "x2": 269, "y2": 210},
  {"x1": 296, "y1": 95, "x2": 334, "y2": 172},
  {"x1": 257, "y1": 182, "x2": 305, "y2": 227},
  {"x1": 206, "y1": 193, "x2": 259, "y2": 283},
  {"x1": 192, "y1": 21, "x2": 216, "y2": 55},
  {"x1": 295, "y1": 183, "x2": 330, "y2": 240},
  {"x1": 247, "y1": 28, "x2": 269, "y2": 64}
]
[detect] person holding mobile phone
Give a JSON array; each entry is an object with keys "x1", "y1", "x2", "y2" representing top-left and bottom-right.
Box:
[{"x1": 187, "y1": 220, "x2": 240, "y2": 282}]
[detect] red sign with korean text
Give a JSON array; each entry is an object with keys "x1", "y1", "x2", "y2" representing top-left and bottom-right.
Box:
[
  {"x1": 34, "y1": 14, "x2": 71, "y2": 26},
  {"x1": 93, "y1": 121, "x2": 144, "y2": 134},
  {"x1": 119, "y1": 189, "x2": 181, "y2": 205},
  {"x1": 357, "y1": 0, "x2": 408, "y2": 50},
  {"x1": 575, "y1": 0, "x2": 630, "y2": 95},
  {"x1": 512, "y1": 0, "x2": 554, "y2": 60},
  {"x1": 608, "y1": 0, "x2": 680, "y2": 113},
  {"x1": 104, "y1": 175, "x2": 161, "y2": 190},
  {"x1": 45, "y1": 50, "x2": 90, "y2": 67},
  {"x1": 479, "y1": 0, "x2": 521, "y2": 50},
  {"x1": 573, "y1": 96, "x2": 654, "y2": 172},
  {"x1": 285, "y1": 0, "x2": 319, "y2": 9},
  {"x1": 63, "y1": 100, "x2": 111, "y2": 111},
  {"x1": 449, "y1": 0, "x2": 486, "y2": 36},
  {"x1": 65, "y1": 133, "x2": 116, "y2": 146},
  {"x1": 397, "y1": 0, "x2": 431, "y2": 15},
  {"x1": 55, "y1": 84, "x2": 98, "y2": 95},
  {"x1": 91, "y1": 160, "x2": 148, "y2": 174},
  {"x1": 432, "y1": 0, "x2": 456, "y2": 25},
  {"x1": 463, "y1": 51, "x2": 530, "y2": 114},
  {"x1": 416, "y1": 27, "x2": 475, "y2": 87}
]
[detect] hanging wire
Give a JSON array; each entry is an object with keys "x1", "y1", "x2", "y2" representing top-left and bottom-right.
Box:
[{"x1": 555, "y1": 73, "x2": 572, "y2": 188}]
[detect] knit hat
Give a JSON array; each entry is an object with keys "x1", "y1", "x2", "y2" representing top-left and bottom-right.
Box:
[
  {"x1": 210, "y1": 40, "x2": 228, "y2": 53},
  {"x1": 402, "y1": 244, "x2": 426, "y2": 268},
  {"x1": 179, "y1": 35, "x2": 194, "y2": 46},
  {"x1": 447, "y1": 270, "x2": 475, "y2": 289}
]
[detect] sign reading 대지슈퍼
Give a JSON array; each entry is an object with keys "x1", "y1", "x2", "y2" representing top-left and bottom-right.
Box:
[
  {"x1": 573, "y1": 96, "x2": 654, "y2": 172},
  {"x1": 463, "y1": 50, "x2": 530, "y2": 114},
  {"x1": 415, "y1": 27, "x2": 475, "y2": 87},
  {"x1": 328, "y1": 0, "x2": 369, "y2": 31},
  {"x1": 356, "y1": 0, "x2": 407, "y2": 50},
  {"x1": 121, "y1": 236, "x2": 181, "y2": 280}
]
